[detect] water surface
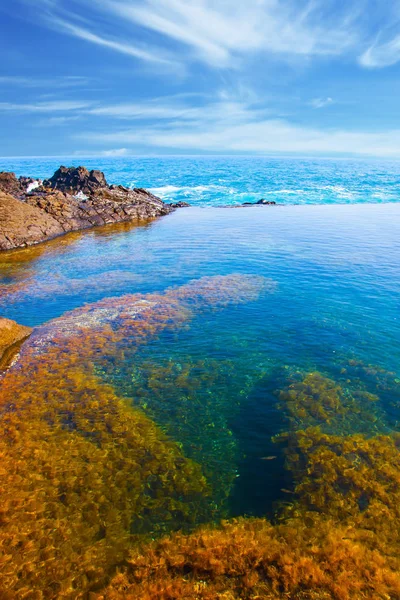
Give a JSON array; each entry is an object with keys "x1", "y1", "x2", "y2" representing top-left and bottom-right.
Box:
[{"x1": 1, "y1": 205, "x2": 399, "y2": 519}]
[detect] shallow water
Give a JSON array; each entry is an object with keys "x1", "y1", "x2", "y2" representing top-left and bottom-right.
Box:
[
  {"x1": 2, "y1": 155, "x2": 400, "y2": 206},
  {"x1": 1, "y1": 204, "x2": 400, "y2": 523}
]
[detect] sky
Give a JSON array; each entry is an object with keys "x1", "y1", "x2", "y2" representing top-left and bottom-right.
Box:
[{"x1": 1, "y1": 0, "x2": 400, "y2": 157}]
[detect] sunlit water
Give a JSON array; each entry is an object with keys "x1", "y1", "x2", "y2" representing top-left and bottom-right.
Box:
[
  {"x1": 1, "y1": 205, "x2": 400, "y2": 521},
  {"x1": 2, "y1": 155, "x2": 400, "y2": 205}
]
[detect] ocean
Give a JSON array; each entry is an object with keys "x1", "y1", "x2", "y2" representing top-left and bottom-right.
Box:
[{"x1": 1, "y1": 155, "x2": 400, "y2": 206}]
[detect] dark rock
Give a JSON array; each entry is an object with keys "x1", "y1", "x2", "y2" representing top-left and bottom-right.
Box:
[
  {"x1": 242, "y1": 199, "x2": 277, "y2": 206},
  {"x1": 43, "y1": 165, "x2": 108, "y2": 194},
  {"x1": 169, "y1": 201, "x2": 191, "y2": 208}
]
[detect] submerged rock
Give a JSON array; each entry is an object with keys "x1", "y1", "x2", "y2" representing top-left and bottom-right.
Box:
[
  {"x1": 0, "y1": 316, "x2": 32, "y2": 368},
  {"x1": 0, "y1": 166, "x2": 175, "y2": 250}
]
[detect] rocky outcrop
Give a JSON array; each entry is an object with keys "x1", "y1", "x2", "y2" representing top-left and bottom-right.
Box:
[
  {"x1": 0, "y1": 166, "x2": 175, "y2": 251},
  {"x1": 0, "y1": 317, "x2": 32, "y2": 368},
  {"x1": 242, "y1": 199, "x2": 277, "y2": 206},
  {"x1": 43, "y1": 165, "x2": 107, "y2": 194}
]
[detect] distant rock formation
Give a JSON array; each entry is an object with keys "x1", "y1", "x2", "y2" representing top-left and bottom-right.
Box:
[
  {"x1": 0, "y1": 166, "x2": 175, "y2": 251},
  {"x1": 242, "y1": 199, "x2": 277, "y2": 206}
]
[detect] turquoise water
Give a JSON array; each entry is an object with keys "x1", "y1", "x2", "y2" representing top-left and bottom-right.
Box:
[
  {"x1": 1, "y1": 204, "x2": 400, "y2": 518},
  {"x1": 2, "y1": 156, "x2": 400, "y2": 206}
]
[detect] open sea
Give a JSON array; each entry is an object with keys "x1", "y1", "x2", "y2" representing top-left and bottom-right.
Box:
[
  {"x1": 1, "y1": 155, "x2": 400, "y2": 206},
  {"x1": 1, "y1": 156, "x2": 400, "y2": 596}
]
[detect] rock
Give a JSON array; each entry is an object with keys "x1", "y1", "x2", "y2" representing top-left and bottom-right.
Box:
[
  {"x1": 242, "y1": 199, "x2": 277, "y2": 206},
  {"x1": 169, "y1": 201, "x2": 191, "y2": 208},
  {"x1": 0, "y1": 191, "x2": 64, "y2": 250},
  {"x1": 0, "y1": 166, "x2": 176, "y2": 250},
  {"x1": 43, "y1": 165, "x2": 108, "y2": 194},
  {"x1": 0, "y1": 317, "x2": 32, "y2": 368},
  {"x1": 0, "y1": 172, "x2": 24, "y2": 199},
  {"x1": 0, "y1": 173, "x2": 42, "y2": 199}
]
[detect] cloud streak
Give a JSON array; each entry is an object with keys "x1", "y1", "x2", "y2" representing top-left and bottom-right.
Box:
[
  {"x1": 90, "y1": 0, "x2": 359, "y2": 67},
  {"x1": 74, "y1": 95, "x2": 400, "y2": 157}
]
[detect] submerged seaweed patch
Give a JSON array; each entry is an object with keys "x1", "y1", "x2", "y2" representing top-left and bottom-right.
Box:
[{"x1": 0, "y1": 274, "x2": 275, "y2": 598}]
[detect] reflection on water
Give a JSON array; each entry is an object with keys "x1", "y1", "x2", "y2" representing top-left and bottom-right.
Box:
[{"x1": 1, "y1": 205, "x2": 400, "y2": 598}]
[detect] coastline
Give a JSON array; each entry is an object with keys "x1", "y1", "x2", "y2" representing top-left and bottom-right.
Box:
[{"x1": 0, "y1": 166, "x2": 176, "y2": 251}]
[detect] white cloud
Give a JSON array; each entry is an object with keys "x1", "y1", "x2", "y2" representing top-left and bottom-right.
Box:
[
  {"x1": 310, "y1": 97, "x2": 334, "y2": 109},
  {"x1": 359, "y1": 35, "x2": 400, "y2": 68},
  {"x1": 98, "y1": 148, "x2": 128, "y2": 156},
  {"x1": 0, "y1": 101, "x2": 92, "y2": 112},
  {"x1": 76, "y1": 95, "x2": 400, "y2": 157},
  {"x1": 25, "y1": 0, "x2": 362, "y2": 70},
  {"x1": 0, "y1": 75, "x2": 89, "y2": 87},
  {"x1": 93, "y1": 0, "x2": 359, "y2": 67},
  {"x1": 52, "y1": 17, "x2": 179, "y2": 68}
]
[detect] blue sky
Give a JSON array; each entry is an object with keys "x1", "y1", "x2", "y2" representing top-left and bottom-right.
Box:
[{"x1": 2, "y1": 0, "x2": 400, "y2": 157}]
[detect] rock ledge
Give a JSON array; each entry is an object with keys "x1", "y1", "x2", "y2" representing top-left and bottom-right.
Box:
[{"x1": 0, "y1": 166, "x2": 175, "y2": 251}]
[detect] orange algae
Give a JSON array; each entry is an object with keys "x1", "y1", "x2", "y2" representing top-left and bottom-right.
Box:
[
  {"x1": 95, "y1": 376, "x2": 400, "y2": 600},
  {"x1": 4, "y1": 273, "x2": 400, "y2": 600},
  {"x1": 0, "y1": 274, "x2": 274, "y2": 598},
  {"x1": 0, "y1": 357, "x2": 209, "y2": 597},
  {"x1": 94, "y1": 517, "x2": 400, "y2": 599},
  {"x1": 276, "y1": 370, "x2": 383, "y2": 436}
]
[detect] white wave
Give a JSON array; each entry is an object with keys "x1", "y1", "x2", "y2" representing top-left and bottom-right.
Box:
[
  {"x1": 148, "y1": 184, "x2": 235, "y2": 198},
  {"x1": 74, "y1": 191, "x2": 88, "y2": 201},
  {"x1": 26, "y1": 181, "x2": 41, "y2": 193}
]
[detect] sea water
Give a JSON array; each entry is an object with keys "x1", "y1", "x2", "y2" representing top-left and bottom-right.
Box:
[
  {"x1": 1, "y1": 203, "x2": 399, "y2": 519},
  {"x1": 1, "y1": 155, "x2": 400, "y2": 206}
]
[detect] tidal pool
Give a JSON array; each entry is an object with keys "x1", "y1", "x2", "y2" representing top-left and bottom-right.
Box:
[{"x1": 1, "y1": 205, "x2": 400, "y2": 598}]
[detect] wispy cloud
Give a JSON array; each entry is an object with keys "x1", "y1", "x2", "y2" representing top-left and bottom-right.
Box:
[
  {"x1": 16, "y1": 0, "x2": 400, "y2": 73},
  {"x1": 0, "y1": 100, "x2": 92, "y2": 112},
  {"x1": 0, "y1": 75, "x2": 90, "y2": 87},
  {"x1": 91, "y1": 0, "x2": 359, "y2": 67},
  {"x1": 359, "y1": 35, "x2": 400, "y2": 68},
  {"x1": 310, "y1": 97, "x2": 334, "y2": 109},
  {"x1": 52, "y1": 16, "x2": 179, "y2": 68},
  {"x1": 98, "y1": 148, "x2": 128, "y2": 157},
  {"x1": 22, "y1": 0, "x2": 362, "y2": 71},
  {"x1": 76, "y1": 95, "x2": 400, "y2": 157}
]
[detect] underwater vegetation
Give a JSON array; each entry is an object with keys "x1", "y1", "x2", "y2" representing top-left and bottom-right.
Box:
[
  {"x1": 0, "y1": 274, "x2": 275, "y2": 598},
  {"x1": 92, "y1": 367, "x2": 400, "y2": 600},
  {"x1": 3, "y1": 273, "x2": 400, "y2": 598},
  {"x1": 111, "y1": 355, "x2": 252, "y2": 516},
  {"x1": 94, "y1": 517, "x2": 400, "y2": 599},
  {"x1": 276, "y1": 370, "x2": 384, "y2": 436},
  {"x1": 0, "y1": 356, "x2": 209, "y2": 598}
]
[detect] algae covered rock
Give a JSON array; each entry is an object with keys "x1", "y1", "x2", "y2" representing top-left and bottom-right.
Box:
[{"x1": 0, "y1": 316, "x2": 32, "y2": 367}]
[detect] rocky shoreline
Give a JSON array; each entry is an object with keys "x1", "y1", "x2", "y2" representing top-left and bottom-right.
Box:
[{"x1": 0, "y1": 166, "x2": 177, "y2": 251}]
